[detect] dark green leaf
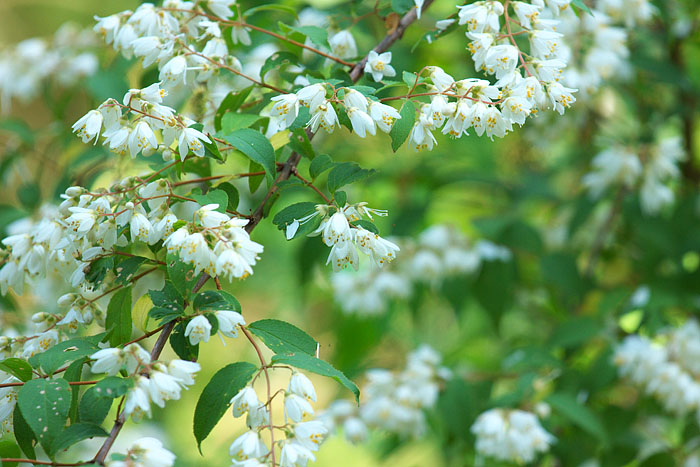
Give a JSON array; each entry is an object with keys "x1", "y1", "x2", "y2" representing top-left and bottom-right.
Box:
[
  {"x1": 247, "y1": 319, "x2": 317, "y2": 356},
  {"x1": 0, "y1": 358, "x2": 32, "y2": 382},
  {"x1": 0, "y1": 440, "x2": 21, "y2": 467},
  {"x1": 17, "y1": 379, "x2": 71, "y2": 455},
  {"x1": 392, "y1": 0, "x2": 415, "y2": 14},
  {"x1": 309, "y1": 154, "x2": 335, "y2": 180},
  {"x1": 191, "y1": 189, "x2": 229, "y2": 214},
  {"x1": 288, "y1": 25, "x2": 329, "y2": 49},
  {"x1": 224, "y1": 129, "x2": 276, "y2": 187},
  {"x1": 193, "y1": 290, "x2": 241, "y2": 312},
  {"x1": 547, "y1": 393, "x2": 607, "y2": 442},
  {"x1": 221, "y1": 113, "x2": 263, "y2": 134},
  {"x1": 260, "y1": 51, "x2": 298, "y2": 80},
  {"x1": 30, "y1": 336, "x2": 101, "y2": 375},
  {"x1": 327, "y1": 162, "x2": 376, "y2": 193},
  {"x1": 52, "y1": 424, "x2": 108, "y2": 454},
  {"x1": 170, "y1": 322, "x2": 199, "y2": 361},
  {"x1": 390, "y1": 100, "x2": 415, "y2": 152},
  {"x1": 353, "y1": 219, "x2": 379, "y2": 234},
  {"x1": 215, "y1": 87, "x2": 254, "y2": 131},
  {"x1": 78, "y1": 387, "x2": 113, "y2": 426},
  {"x1": 85, "y1": 256, "x2": 114, "y2": 287},
  {"x1": 166, "y1": 254, "x2": 197, "y2": 300},
  {"x1": 114, "y1": 257, "x2": 148, "y2": 286},
  {"x1": 193, "y1": 363, "x2": 257, "y2": 452},
  {"x1": 13, "y1": 406, "x2": 36, "y2": 459},
  {"x1": 216, "y1": 182, "x2": 240, "y2": 212},
  {"x1": 288, "y1": 128, "x2": 315, "y2": 159},
  {"x1": 106, "y1": 287, "x2": 132, "y2": 347},
  {"x1": 272, "y1": 202, "x2": 317, "y2": 232}
]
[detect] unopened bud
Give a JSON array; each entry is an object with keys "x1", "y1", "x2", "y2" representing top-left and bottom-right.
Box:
[{"x1": 58, "y1": 293, "x2": 77, "y2": 307}]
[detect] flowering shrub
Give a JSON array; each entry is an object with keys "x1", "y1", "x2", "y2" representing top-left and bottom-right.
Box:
[{"x1": 0, "y1": 0, "x2": 698, "y2": 465}]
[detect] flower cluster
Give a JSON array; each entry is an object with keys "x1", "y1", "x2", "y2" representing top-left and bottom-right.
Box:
[
  {"x1": 558, "y1": 0, "x2": 655, "y2": 97},
  {"x1": 614, "y1": 320, "x2": 700, "y2": 416},
  {"x1": 72, "y1": 82, "x2": 211, "y2": 160},
  {"x1": 583, "y1": 137, "x2": 685, "y2": 215},
  {"x1": 165, "y1": 204, "x2": 263, "y2": 280},
  {"x1": 0, "y1": 23, "x2": 97, "y2": 112},
  {"x1": 184, "y1": 308, "x2": 245, "y2": 345},
  {"x1": 286, "y1": 202, "x2": 400, "y2": 272},
  {"x1": 90, "y1": 343, "x2": 201, "y2": 421},
  {"x1": 471, "y1": 408, "x2": 555, "y2": 464},
  {"x1": 106, "y1": 437, "x2": 176, "y2": 467},
  {"x1": 330, "y1": 224, "x2": 511, "y2": 315},
  {"x1": 229, "y1": 372, "x2": 328, "y2": 466},
  {"x1": 321, "y1": 346, "x2": 450, "y2": 441},
  {"x1": 267, "y1": 84, "x2": 402, "y2": 138}
]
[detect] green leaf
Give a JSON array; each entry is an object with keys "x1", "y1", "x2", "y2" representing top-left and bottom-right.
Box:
[
  {"x1": 248, "y1": 160, "x2": 265, "y2": 193},
  {"x1": 148, "y1": 279, "x2": 186, "y2": 323},
  {"x1": 222, "y1": 113, "x2": 263, "y2": 134},
  {"x1": 571, "y1": 0, "x2": 593, "y2": 15},
  {"x1": 191, "y1": 188, "x2": 229, "y2": 214},
  {"x1": 78, "y1": 387, "x2": 113, "y2": 426},
  {"x1": 260, "y1": 51, "x2": 298, "y2": 80},
  {"x1": 106, "y1": 287, "x2": 133, "y2": 347},
  {"x1": 216, "y1": 182, "x2": 240, "y2": 212},
  {"x1": 548, "y1": 317, "x2": 601, "y2": 349},
  {"x1": 288, "y1": 25, "x2": 329, "y2": 49},
  {"x1": 327, "y1": 162, "x2": 376, "y2": 193},
  {"x1": 247, "y1": 319, "x2": 318, "y2": 356},
  {"x1": 271, "y1": 353, "x2": 359, "y2": 402},
  {"x1": 288, "y1": 128, "x2": 315, "y2": 159},
  {"x1": 391, "y1": 0, "x2": 415, "y2": 14},
  {"x1": 309, "y1": 154, "x2": 335, "y2": 180},
  {"x1": 85, "y1": 256, "x2": 114, "y2": 287},
  {"x1": 13, "y1": 407, "x2": 36, "y2": 459},
  {"x1": 63, "y1": 358, "x2": 84, "y2": 424},
  {"x1": 215, "y1": 87, "x2": 254, "y2": 131},
  {"x1": 389, "y1": 100, "x2": 415, "y2": 152},
  {"x1": 353, "y1": 219, "x2": 379, "y2": 234},
  {"x1": 193, "y1": 362, "x2": 257, "y2": 451},
  {"x1": 244, "y1": 4, "x2": 298, "y2": 18},
  {"x1": 51, "y1": 424, "x2": 108, "y2": 454},
  {"x1": 272, "y1": 202, "x2": 317, "y2": 231},
  {"x1": 224, "y1": 129, "x2": 276, "y2": 187},
  {"x1": 30, "y1": 336, "x2": 101, "y2": 375},
  {"x1": 170, "y1": 322, "x2": 199, "y2": 361},
  {"x1": 17, "y1": 379, "x2": 71, "y2": 455},
  {"x1": 546, "y1": 393, "x2": 607, "y2": 442},
  {"x1": 166, "y1": 254, "x2": 197, "y2": 300},
  {"x1": 0, "y1": 440, "x2": 22, "y2": 467},
  {"x1": 114, "y1": 256, "x2": 148, "y2": 286},
  {"x1": 193, "y1": 290, "x2": 241, "y2": 312},
  {"x1": 334, "y1": 191, "x2": 347, "y2": 207},
  {"x1": 17, "y1": 183, "x2": 40, "y2": 210},
  {"x1": 0, "y1": 358, "x2": 32, "y2": 382}
]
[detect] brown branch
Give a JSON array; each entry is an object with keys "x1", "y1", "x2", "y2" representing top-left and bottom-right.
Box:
[{"x1": 1, "y1": 460, "x2": 91, "y2": 466}]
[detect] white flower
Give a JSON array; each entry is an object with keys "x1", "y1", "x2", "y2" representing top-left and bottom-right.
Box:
[
  {"x1": 307, "y1": 101, "x2": 338, "y2": 133},
  {"x1": 72, "y1": 110, "x2": 103, "y2": 144},
  {"x1": 231, "y1": 386, "x2": 261, "y2": 417},
  {"x1": 284, "y1": 393, "x2": 314, "y2": 423},
  {"x1": 130, "y1": 212, "x2": 152, "y2": 243},
  {"x1": 329, "y1": 30, "x2": 357, "y2": 59},
  {"x1": 125, "y1": 437, "x2": 176, "y2": 467},
  {"x1": 128, "y1": 121, "x2": 157, "y2": 158},
  {"x1": 457, "y1": 1, "x2": 504, "y2": 32},
  {"x1": 408, "y1": 113, "x2": 437, "y2": 152},
  {"x1": 160, "y1": 55, "x2": 188, "y2": 88},
  {"x1": 427, "y1": 66, "x2": 454, "y2": 92},
  {"x1": 512, "y1": 2, "x2": 541, "y2": 29},
  {"x1": 280, "y1": 441, "x2": 315, "y2": 467},
  {"x1": 364, "y1": 51, "x2": 395, "y2": 82},
  {"x1": 122, "y1": 376, "x2": 152, "y2": 420},
  {"x1": 483, "y1": 44, "x2": 518, "y2": 79},
  {"x1": 229, "y1": 431, "x2": 269, "y2": 460},
  {"x1": 167, "y1": 359, "x2": 201, "y2": 387},
  {"x1": 294, "y1": 421, "x2": 328, "y2": 452},
  {"x1": 208, "y1": 0, "x2": 236, "y2": 19},
  {"x1": 94, "y1": 14, "x2": 121, "y2": 44},
  {"x1": 213, "y1": 310, "x2": 245, "y2": 338},
  {"x1": 368, "y1": 101, "x2": 401, "y2": 133},
  {"x1": 297, "y1": 83, "x2": 326, "y2": 111},
  {"x1": 178, "y1": 127, "x2": 211, "y2": 160},
  {"x1": 270, "y1": 94, "x2": 300, "y2": 128},
  {"x1": 288, "y1": 372, "x2": 316, "y2": 402},
  {"x1": 184, "y1": 315, "x2": 212, "y2": 345},
  {"x1": 196, "y1": 204, "x2": 229, "y2": 228},
  {"x1": 354, "y1": 229, "x2": 400, "y2": 267},
  {"x1": 347, "y1": 108, "x2": 376, "y2": 138},
  {"x1": 231, "y1": 25, "x2": 252, "y2": 45},
  {"x1": 90, "y1": 348, "x2": 124, "y2": 375},
  {"x1": 148, "y1": 367, "x2": 183, "y2": 408}
]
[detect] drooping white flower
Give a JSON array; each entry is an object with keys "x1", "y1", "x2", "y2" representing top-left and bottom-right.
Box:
[
  {"x1": 128, "y1": 121, "x2": 157, "y2": 158},
  {"x1": 72, "y1": 110, "x2": 103, "y2": 144},
  {"x1": 368, "y1": 101, "x2": 401, "y2": 133},
  {"x1": 288, "y1": 372, "x2": 317, "y2": 402},
  {"x1": 285, "y1": 393, "x2": 314, "y2": 423},
  {"x1": 270, "y1": 94, "x2": 300, "y2": 128},
  {"x1": 347, "y1": 108, "x2": 376, "y2": 138},
  {"x1": 215, "y1": 310, "x2": 245, "y2": 338},
  {"x1": 178, "y1": 127, "x2": 211, "y2": 160},
  {"x1": 329, "y1": 30, "x2": 357, "y2": 59},
  {"x1": 229, "y1": 430, "x2": 269, "y2": 461},
  {"x1": 231, "y1": 386, "x2": 261, "y2": 417},
  {"x1": 184, "y1": 315, "x2": 212, "y2": 345}
]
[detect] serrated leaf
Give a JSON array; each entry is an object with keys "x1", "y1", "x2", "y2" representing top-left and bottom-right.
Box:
[
  {"x1": 224, "y1": 129, "x2": 276, "y2": 187},
  {"x1": 63, "y1": 358, "x2": 84, "y2": 424},
  {"x1": 327, "y1": 162, "x2": 376, "y2": 193},
  {"x1": 271, "y1": 353, "x2": 359, "y2": 402},
  {"x1": 0, "y1": 358, "x2": 32, "y2": 382},
  {"x1": 51, "y1": 423, "x2": 108, "y2": 454},
  {"x1": 17, "y1": 379, "x2": 71, "y2": 455},
  {"x1": 288, "y1": 128, "x2": 315, "y2": 159},
  {"x1": 30, "y1": 336, "x2": 101, "y2": 375},
  {"x1": 114, "y1": 256, "x2": 148, "y2": 286},
  {"x1": 166, "y1": 254, "x2": 197, "y2": 300},
  {"x1": 106, "y1": 287, "x2": 132, "y2": 347},
  {"x1": 308, "y1": 154, "x2": 335, "y2": 180},
  {"x1": 334, "y1": 190, "x2": 347, "y2": 207},
  {"x1": 85, "y1": 256, "x2": 113, "y2": 287},
  {"x1": 193, "y1": 362, "x2": 257, "y2": 451},
  {"x1": 78, "y1": 388, "x2": 112, "y2": 426},
  {"x1": 193, "y1": 290, "x2": 241, "y2": 312},
  {"x1": 191, "y1": 189, "x2": 229, "y2": 214},
  {"x1": 390, "y1": 100, "x2": 415, "y2": 152},
  {"x1": 247, "y1": 319, "x2": 317, "y2": 356}
]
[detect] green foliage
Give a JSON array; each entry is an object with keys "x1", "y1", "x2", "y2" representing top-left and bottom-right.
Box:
[
  {"x1": 148, "y1": 280, "x2": 185, "y2": 325},
  {"x1": 327, "y1": 162, "x2": 376, "y2": 193},
  {"x1": 106, "y1": 287, "x2": 133, "y2": 347},
  {"x1": 17, "y1": 379, "x2": 72, "y2": 456},
  {"x1": 192, "y1": 290, "x2": 241, "y2": 312},
  {"x1": 224, "y1": 129, "x2": 277, "y2": 186},
  {"x1": 51, "y1": 424, "x2": 108, "y2": 454},
  {"x1": 0, "y1": 358, "x2": 32, "y2": 382},
  {"x1": 29, "y1": 336, "x2": 102, "y2": 375},
  {"x1": 193, "y1": 362, "x2": 257, "y2": 451},
  {"x1": 247, "y1": 319, "x2": 318, "y2": 356},
  {"x1": 166, "y1": 253, "x2": 197, "y2": 300},
  {"x1": 271, "y1": 353, "x2": 360, "y2": 402},
  {"x1": 390, "y1": 100, "x2": 416, "y2": 151}
]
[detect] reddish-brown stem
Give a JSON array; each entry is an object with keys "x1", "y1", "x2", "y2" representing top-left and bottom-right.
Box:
[
  {"x1": 1, "y1": 460, "x2": 91, "y2": 466},
  {"x1": 292, "y1": 169, "x2": 331, "y2": 204},
  {"x1": 0, "y1": 380, "x2": 98, "y2": 389},
  {"x1": 241, "y1": 326, "x2": 276, "y2": 466}
]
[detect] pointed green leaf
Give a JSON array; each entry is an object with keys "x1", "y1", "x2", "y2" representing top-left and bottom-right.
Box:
[
  {"x1": 247, "y1": 319, "x2": 317, "y2": 356},
  {"x1": 106, "y1": 287, "x2": 133, "y2": 347},
  {"x1": 271, "y1": 353, "x2": 359, "y2": 402},
  {"x1": 17, "y1": 379, "x2": 71, "y2": 455},
  {"x1": 224, "y1": 129, "x2": 276, "y2": 187},
  {"x1": 51, "y1": 423, "x2": 108, "y2": 454},
  {"x1": 389, "y1": 100, "x2": 415, "y2": 152}
]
